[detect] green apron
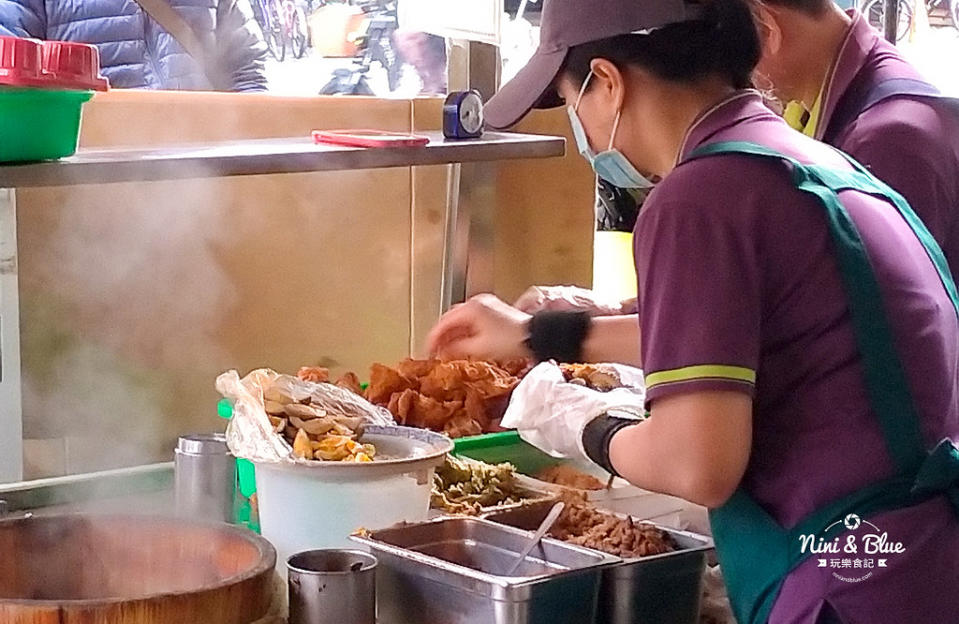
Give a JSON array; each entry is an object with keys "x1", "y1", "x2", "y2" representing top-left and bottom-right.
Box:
[{"x1": 683, "y1": 141, "x2": 959, "y2": 624}]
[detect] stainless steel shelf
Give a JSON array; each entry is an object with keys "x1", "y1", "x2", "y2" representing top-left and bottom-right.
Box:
[{"x1": 0, "y1": 131, "x2": 565, "y2": 188}]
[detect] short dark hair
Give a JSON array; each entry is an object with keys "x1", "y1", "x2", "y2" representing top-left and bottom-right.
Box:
[
  {"x1": 760, "y1": 0, "x2": 831, "y2": 15},
  {"x1": 561, "y1": 0, "x2": 762, "y2": 92}
]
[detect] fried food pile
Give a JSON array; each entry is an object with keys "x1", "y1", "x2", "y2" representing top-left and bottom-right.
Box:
[
  {"x1": 550, "y1": 495, "x2": 678, "y2": 558},
  {"x1": 536, "y1": 464, "x2": 607, "y2": 491},
  {"x1": 364, "y1": 359, "x2": 525, "y2": 438},
  {"x1": 263, "y1": 370, "x2": 375, "y2": 462},
  {"x1": 431, "y1": 455, "x2": 533, "y2": 515},
  {"x1": 560, "y1": 363, "x2": 624, "y2": 392},
  {"x1": 298, "y1": 366, "x2": 366, "y2": 395}
]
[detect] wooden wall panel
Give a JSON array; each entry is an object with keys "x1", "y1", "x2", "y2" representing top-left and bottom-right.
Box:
[
  {"x1": 16, "y1": 91, "x2": 592, "y2": 477},
  {"x1": 18, "y1": 92, "x2": 412, "y2": 475},
  {"x1": 409, "y1": 98, "x2": 594, "y2": 352}
]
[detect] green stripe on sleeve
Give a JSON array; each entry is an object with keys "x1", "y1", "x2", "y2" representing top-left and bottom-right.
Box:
[{"x1": 645, "y1": 365, "x2": 756, "y2": 389}]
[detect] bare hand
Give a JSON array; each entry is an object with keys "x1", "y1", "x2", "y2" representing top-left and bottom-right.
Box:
[{"x1": 427, "y1": 294, "x2": 532, "y2": 361}]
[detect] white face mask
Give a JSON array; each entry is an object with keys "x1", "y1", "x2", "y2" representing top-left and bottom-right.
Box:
[{"x1": 567, "y1": 71, "x2": 655, "y2": 190}]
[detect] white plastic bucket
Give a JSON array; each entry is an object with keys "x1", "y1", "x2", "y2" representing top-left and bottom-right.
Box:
[{"x1": 253, "y1": 426, "x2": 451, "y2": 573}]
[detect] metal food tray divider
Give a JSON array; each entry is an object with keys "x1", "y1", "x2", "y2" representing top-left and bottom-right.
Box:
[
  {"x1": 482, "y1": 500, "x2": 714, "y2": 624},
  {"x1": 351, "y1": 515, "x2": 620, "y2": 624}
]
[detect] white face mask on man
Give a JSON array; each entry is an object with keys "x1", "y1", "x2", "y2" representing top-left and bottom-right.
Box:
[{"x1": 567, "y1": 71, "x2": 656, "y2": 190}]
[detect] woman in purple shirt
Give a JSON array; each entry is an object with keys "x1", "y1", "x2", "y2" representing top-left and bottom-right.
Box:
[
  {"x1": 754, "y1": 0, "x2": 959, "y2": 277},
  {"x1": 428, "y1": 0, "x2": 959, "y2": 622}
]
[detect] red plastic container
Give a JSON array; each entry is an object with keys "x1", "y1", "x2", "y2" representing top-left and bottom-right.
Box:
[
  {"x1": 0, "y1": 36, "x2": 108, "y2": 91},
  {"x1": 0, "y1": 36, "x2": 48, "y2": 88},
  {"x1": 41, "y1": 41, "x2": 109, "y2": 91},
  {"x1": 0, "y1": 36, "x2": 107, "y2": 162}
]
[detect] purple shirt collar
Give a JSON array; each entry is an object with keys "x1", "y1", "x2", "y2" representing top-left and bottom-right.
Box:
[
  {"x1": 816, "y1": 10, "x2": 921, "y2": 141},
  {"x1": 677, "y1": 90, "x2": 777, "y2": 163}
]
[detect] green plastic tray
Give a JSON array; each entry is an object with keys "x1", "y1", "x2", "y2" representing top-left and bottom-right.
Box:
[
  {"x1": 0, "y1": 88, "x2": 93, "y2": 162},
  {"x1": 453, "y1": 431, "x2": 562, "y2": 475},
  {"x1": 217, "y1": 398, "x2": 257, "y2": 499}
]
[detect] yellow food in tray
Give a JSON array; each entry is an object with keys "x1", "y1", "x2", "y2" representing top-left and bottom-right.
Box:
[{"x1": 263, "y1": 371, "x2": 377, "y2": 463}]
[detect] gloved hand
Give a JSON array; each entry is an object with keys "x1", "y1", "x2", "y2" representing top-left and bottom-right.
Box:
[
  {"x1": 502, "y1": 361, "x2": 646, "y2": 461},
  {"x1": 513, "y1": 285, "x2": 627, "y2": 316}
]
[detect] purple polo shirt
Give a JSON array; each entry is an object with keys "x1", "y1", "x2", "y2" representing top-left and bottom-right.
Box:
[
  {"x1": 817, "y1": 11, "x2": 959, "y2": 278},
  {"x1": 635, "y1": 92, "x2": 959, "y2": 623}
]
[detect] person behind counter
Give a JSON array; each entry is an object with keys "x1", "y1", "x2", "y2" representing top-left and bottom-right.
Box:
[
  {"x1": 426, "y1": 1, "x2": 959, "y2": 623},
  {"x1": 514, "y1": 0, "x2": 959, "y2": 320},
  {"x1": 754, "y1": 0, "x2": 959, "y2": 277},
  {"x1": 0, "y1": 0, "x2": 268, "y2": 91}
]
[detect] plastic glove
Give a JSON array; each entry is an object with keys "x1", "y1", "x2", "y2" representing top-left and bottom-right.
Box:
[
  {"x1": 513, "y1": 285, "x2": 627, "y2": 316},
  {"x1": 501, "y1": 361, "x2": 646, "y2": 462}
]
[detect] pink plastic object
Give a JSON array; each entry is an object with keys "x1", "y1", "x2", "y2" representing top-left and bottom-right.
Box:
[
  {"x1": 0, "y1": 36, "x2": 48, "y2": 88},
  {"x1": 0, "y1": 36, "x2": 108, "y2": 91},
  {"x1": 41, "y1": 41, "x2": 109, "y2": 91}
]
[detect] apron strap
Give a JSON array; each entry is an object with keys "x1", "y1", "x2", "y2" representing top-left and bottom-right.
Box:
[
  {"x1": 688, "y1": 140, "x2": 931, "y2": 474},
  {"x1": 825, "y1": 153, "x2": 959, "y2": 321},
  {"x1": 688, "y1": 139, "x2": 959, "y2": 624}
]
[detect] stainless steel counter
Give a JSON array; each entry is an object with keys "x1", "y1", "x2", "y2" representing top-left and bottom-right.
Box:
[
  {"x1": 0, "y1": 462, "x2": 174, "y2": 518},
  {"x1": 0, "y1": 130, "x2": 565, "y2": 483},
  {"x1": 0, "y1": 132, "x2": 565, "y2": 188}
]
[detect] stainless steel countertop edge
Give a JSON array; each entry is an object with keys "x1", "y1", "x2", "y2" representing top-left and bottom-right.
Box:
[
  {"x1": 0, "y1": 462, "x2": 173, "y2": 514},
  {"x1": 0, "y1": 132, "x2": 566, "y2": 188}
]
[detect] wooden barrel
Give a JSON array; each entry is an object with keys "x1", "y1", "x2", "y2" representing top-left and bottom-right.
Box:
[{"x1": 0, "y1": 514, "x2": 276, "y2": 624}]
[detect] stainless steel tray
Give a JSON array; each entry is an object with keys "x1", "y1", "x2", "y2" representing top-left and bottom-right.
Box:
[
  {"x1": 429, "y1": 478, "x2": 558, "y2": 519},
  {"x1": 483, "y1": 502, "x2": 714, "y2": 624},
  {"x1": 350, "y1": 516, "x2": 620, "y2": 624}
]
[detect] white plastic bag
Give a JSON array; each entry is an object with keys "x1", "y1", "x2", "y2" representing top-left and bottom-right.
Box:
[
  {"x1": 216, "y1": 368, "x2": 395, "y2": 464},
  {"x1": 501, "y1": 361, "x2": 646, "y2": 460}
]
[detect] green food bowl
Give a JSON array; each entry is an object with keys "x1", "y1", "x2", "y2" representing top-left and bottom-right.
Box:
[{"x1": 0, "y1": 88, "x2": 93, "y2": 162}]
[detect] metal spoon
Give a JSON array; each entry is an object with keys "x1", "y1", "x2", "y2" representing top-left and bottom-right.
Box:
[{"x1": 505, "y1": 501, "x2": 565, "y2": 576}]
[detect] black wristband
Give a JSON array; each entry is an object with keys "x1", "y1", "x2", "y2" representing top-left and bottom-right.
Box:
[
  {"x1": 525, "y1": 310, "x2": 592, "y2": 363},
  {"x1": 582, "y1": 414, "x2": 636, "y2": 477}
]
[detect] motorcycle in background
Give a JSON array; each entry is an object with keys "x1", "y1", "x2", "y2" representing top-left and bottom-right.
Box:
[{"x1": 319, "y1": 0, "x2": 402, "y2": 95}]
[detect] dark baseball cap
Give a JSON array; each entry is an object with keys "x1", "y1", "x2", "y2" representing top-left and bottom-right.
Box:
[{"x1": 485, "y1": 0, "x2": 704, "y2": 129}]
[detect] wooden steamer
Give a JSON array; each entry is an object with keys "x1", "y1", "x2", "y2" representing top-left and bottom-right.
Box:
[{"x1": 0, "y1": 514, "x2": 276, "y2": 624}]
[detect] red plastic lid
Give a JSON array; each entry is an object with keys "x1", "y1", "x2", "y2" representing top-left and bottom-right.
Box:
[
  {"x1": 0, "y1": 36, "x2": 48, "y2": 88},
  {"x1": 0, "y1": 36, "x2": 109, "y2": 91},
  {"x1": 41, "y1": 41, "x2": 109, "y2": 91}
]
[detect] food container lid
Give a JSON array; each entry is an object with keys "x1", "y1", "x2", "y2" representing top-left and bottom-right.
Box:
[
  {"x1": 177, "y1": 433, "x2": 231, "y2": 455},
  {"x1": 0, "y1": 36, "x2": 47, "y2": 88},
  {"x1": 0, "y1": 36, "x2": 108, "y2": 91},
  {"x1": 41, "y1": 41, "x2": 109, "y2": 91}
]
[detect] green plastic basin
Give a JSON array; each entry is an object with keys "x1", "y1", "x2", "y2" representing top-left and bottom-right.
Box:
[
  {"x1": 453, "y1": 430, "x2": 562, "y2": 475},
  {"x1": 0, "y1": 88, "x2": 93, "y2": 162}
]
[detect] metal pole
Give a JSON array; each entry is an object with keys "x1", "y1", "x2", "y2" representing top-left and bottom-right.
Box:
[
  {"x1": 440, "y1": 39, "x2": 501, "y2": 311},
  {"x1": 883, "y1": 0, "x2": 900, "y2": 43},
  {"x1": 0, "y1": 187, "x2": 23, "y2": 482}
]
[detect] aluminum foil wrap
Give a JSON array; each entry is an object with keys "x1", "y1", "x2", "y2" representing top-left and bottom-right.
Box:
[{"x1": 216, "y1": 368, "x2": 395, "y2": 464}]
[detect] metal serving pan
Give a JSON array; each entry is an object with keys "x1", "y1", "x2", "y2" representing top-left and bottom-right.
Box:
[
  {"x1": 484, "y1": 502, "x2": 714, "y2": 624},
  {"x1": 350, "y1": 516, "x2": 620, "y2": 624}
]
